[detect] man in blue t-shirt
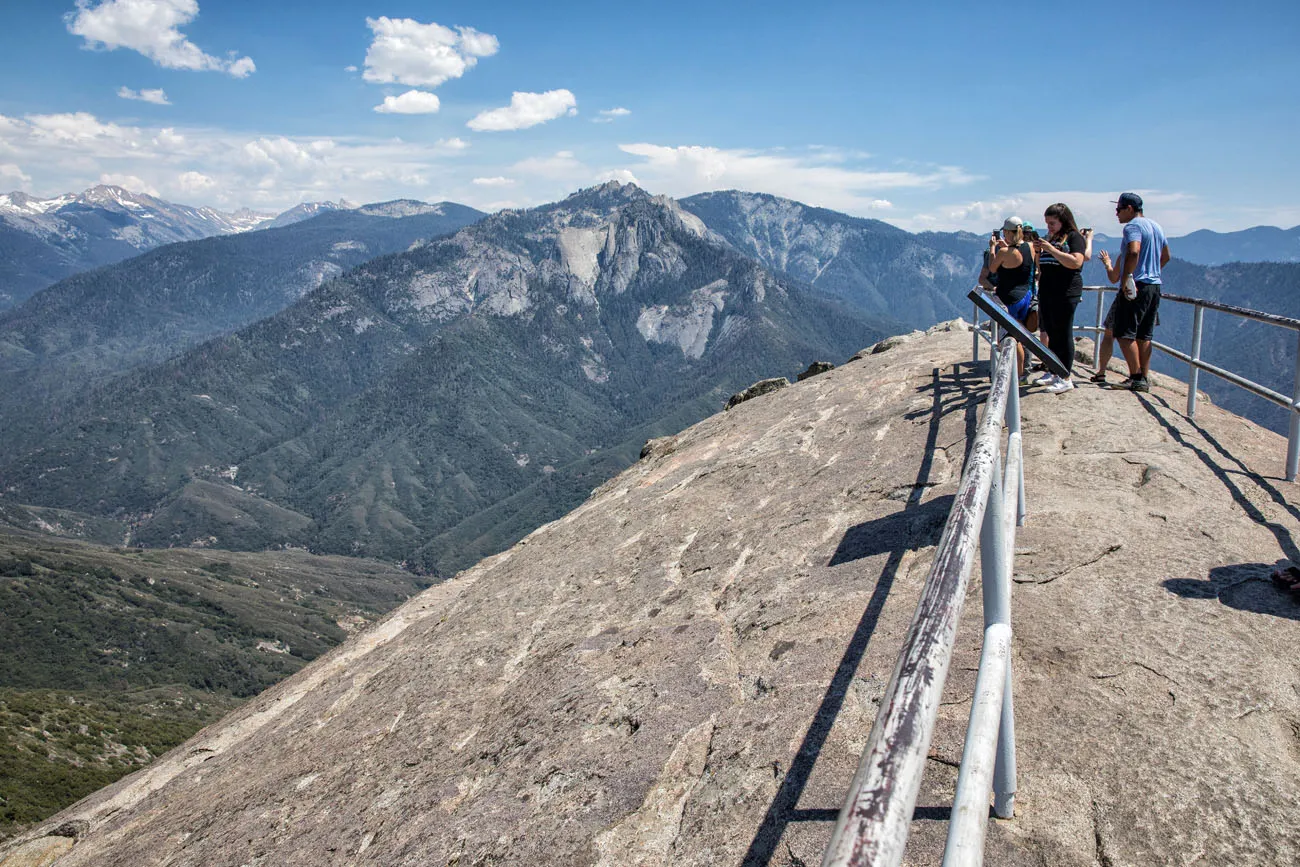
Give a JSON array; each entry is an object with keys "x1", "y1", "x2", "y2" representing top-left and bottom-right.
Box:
[{"x1": 1110, "y1": 192, "x2": 1170, "y2": 392}]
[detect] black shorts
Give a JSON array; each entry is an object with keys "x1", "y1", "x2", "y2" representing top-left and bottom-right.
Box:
[{"x1": 1112, "y1": 282, "x2": 1161, "y2": 341}]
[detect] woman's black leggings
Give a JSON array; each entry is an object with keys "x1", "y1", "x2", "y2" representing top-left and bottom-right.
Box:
[{"x1": 1038, "y1": 293, "x2": 1080, "y2": 375}]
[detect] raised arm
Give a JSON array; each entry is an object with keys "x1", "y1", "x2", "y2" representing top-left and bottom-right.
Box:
[{"x1": 1097, "y1": 250, "x2": 1121, "y2": 284}]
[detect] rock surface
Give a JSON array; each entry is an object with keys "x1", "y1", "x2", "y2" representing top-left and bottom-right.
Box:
[{"x1": 3, "y1": 328, "x2": 1299, "y2": 866}]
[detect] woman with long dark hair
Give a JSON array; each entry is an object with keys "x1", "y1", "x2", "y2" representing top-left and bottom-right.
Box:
[{"x1": 1033, "y1": 203, "x2": 1091, "y2": 393}]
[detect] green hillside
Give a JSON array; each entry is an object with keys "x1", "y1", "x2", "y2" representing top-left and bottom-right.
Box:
[{"x1": 0, "y1": 529, "x2": 426, "y2": 840}]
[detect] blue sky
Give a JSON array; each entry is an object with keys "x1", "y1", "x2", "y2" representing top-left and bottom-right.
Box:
[{"x1": 1, "y1": 0, "x2": 1297, "y2": 233}]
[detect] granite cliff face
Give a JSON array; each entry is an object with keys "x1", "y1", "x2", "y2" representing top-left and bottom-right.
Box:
[
  {"x1": 3, "y1": 327, "x2": 1299, "y2": 867},
  {"x1": 679, "y1": 190, "x2": 982, "y2": 331}
]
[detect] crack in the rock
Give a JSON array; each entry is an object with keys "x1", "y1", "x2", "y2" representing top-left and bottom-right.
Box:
[
  {"x1": 784, "y1": 841, "x2": 810, "y2": 867},
  {"x1": 1014, "y1": 544, "x2": 1123, "y2": 585},
  {"x1": 1093, "y1": 800, "x2": 1117, "y2": 867},
  {"x1": 1133, "y1": 660, "x2": 1178, "y2": 685},
  {"x1": 926, "y1": 751, "x2": 960, "y2": 768}
]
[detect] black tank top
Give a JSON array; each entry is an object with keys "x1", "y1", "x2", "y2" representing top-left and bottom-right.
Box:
[{"x1": 995, "y1": 243, "x2": 1033, "y2": 306}]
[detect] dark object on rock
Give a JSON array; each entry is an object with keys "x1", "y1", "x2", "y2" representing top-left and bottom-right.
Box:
[
  {"x1": 797, "y1": 361, "x2": 834, "y2": 382},
  {"x1": 1270, "y1": 564, "x2": 1300, "y2": 594},
  {"x1": 725, "y1": 378, "x2": 789, "y2": 410},
  {"x1": 49, "y1": 820, "x2": 90, "y2": 839},
  {"x1": 640, "y1": 435, "x2": 679, "y2": 461}
]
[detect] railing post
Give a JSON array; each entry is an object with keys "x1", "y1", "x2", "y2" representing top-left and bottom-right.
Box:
[
  {"x1": 992, "y1": 653, "x2": 1017, "y2": 819},
  {"x1": 972, "y1": 301, "x2": 981, "y2": 365},
  {"x1": 1288, "y1": 329, "x2": 1300, "y2": 482},
  {"x1": 980, "y1": 450, "x2": 1009, "y2": 628},
  {"x1": 1095, "y1": 288, "x2": 1105, "y2": 369},
  {"x1": 942, "y1": 623, "x2": 1011, "y2": 867},
  {"x1": 979, "y1": 427, "x2": 1018, "y2": 821},
  {"x1": 1006, "y1": 358, "x2": 1025, "y2": 526},
  {"x1": 1187, "y1": 305, "x2": 1204, "y2": 419}
]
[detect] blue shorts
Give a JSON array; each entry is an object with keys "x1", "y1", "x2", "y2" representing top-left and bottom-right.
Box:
[{"x1": 1006, "y1": 292, "x2": 1034, "y2": 324}]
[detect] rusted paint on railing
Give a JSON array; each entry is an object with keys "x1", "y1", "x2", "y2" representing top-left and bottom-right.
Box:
[{"x1": 821, "y1": 340, "x2": 1017, "y2": 867}]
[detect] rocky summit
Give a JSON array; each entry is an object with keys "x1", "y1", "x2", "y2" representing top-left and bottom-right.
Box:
[{"x1": 3, "y1": 325, "x2": 1298, "y2": 866}]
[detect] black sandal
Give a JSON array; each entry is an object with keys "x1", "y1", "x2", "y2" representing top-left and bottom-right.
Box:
[{"x1": 1089, "y1": 371, "x2": 1107, "y2": 383}]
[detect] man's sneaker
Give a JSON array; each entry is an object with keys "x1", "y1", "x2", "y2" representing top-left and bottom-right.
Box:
[
  {"x1": 1127, "y1": 376, "x2": 1150, "y2": 393},
  {"x1": 1045, "y1": 376, "x2": 1075, "y2": 394},
  {"x1": 1032, "y1": 371, "x2": 1057, "y2": 385}
]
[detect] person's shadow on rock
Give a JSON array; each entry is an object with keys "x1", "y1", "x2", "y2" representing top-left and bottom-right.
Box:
[{"x1": 1163, "y1": 562, "x2": 1300, "y2": 622}]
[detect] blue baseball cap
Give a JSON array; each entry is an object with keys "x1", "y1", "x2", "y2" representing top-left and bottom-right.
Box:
[{"x1": 1113, "y1": 192, "x2": 1143, "y2": 211}]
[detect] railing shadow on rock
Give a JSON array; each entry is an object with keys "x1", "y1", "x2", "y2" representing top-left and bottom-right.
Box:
[
  {"x1": 742, "y1": 364, "x2": 986, "y2": 866},
  {"x1": 820, "y1": 337, "x2": 1023, "y2": 867}
]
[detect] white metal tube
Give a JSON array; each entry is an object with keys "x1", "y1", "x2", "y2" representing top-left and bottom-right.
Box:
[
  {"x1": 1005, "y1": 365, "x2": 1025, "y2": 525},
  {"x1": 941, "y1": 623, "x2": 1012, "y2": 867},
  {"x1": 981, "y1": 449, "x2": 1009, "y2": 630},
  {"x1": 1003, "y1": 433, "x2": 1022, "y2": 541},
  {"x1": 821, "y1": 342, "x2": 1017, "y2": 867},
  {"x1": 995, "y1": 432, "x2": 1021, "y2": 819},
  {"x1": 973, "y1": 301, "x2": 981, "y2": 364},
  {"x1": 1095, "y1": 289, "x2": 1106, "y2": 370},
  {"x1": 1187, "y1": 306, "x2": 1204, "y2": 419},
  {"x1": 993, "y1": 656, "x2": 1018, "y2": 819},
  {"x1": 1288, "y1": 329, "x2": 1300, "y2": 482}
]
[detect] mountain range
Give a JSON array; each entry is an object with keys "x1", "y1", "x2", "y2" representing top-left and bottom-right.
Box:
[
  {"x1": 0, "y1": 186, "x2": 400, "y2": 310},
  {"x1": 0, "y1": 200, "x2": 484, "y2": 448},
  {"x1": 679, "y1": 190, "x2": 984, "y2": 331},
  {"x1": 0, "y1": 182, "x2": 886, "y2": 574}
]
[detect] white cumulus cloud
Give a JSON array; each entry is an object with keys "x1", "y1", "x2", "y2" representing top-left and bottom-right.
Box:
[
  {"x1": 374, "y1": 90, "x2": 441, "y2": 115},
  {"x1": 227, "y1": 56, "x2": 255, "y2": 78},
  {"x1": 27, "y1": 112, "x2": 134, "y2": 144},
  {"x1": 99, "y1": 172, "x2": 158, "y2": 195},
  {"x1": 118, "y1": 86, "x2": 171, "y2": 104},
  {"x1": 468, "y1": 90, "x2": 577, "y2": 132},
  {"x1": 0, "y1": 163, "x2": 32, "y2": 187},
  {"x1": 617, "y1": 143, "x2": 974, "y2": 215},
  {"x1": 472, "y1": 176, "x2": 514, "y2": 186},
  {"x1": 0, "y1": 111, "x2": 489, "y2": 210},
  {"x1": 899, "y1": 190, "x2": 1203, "y2": 234},
  {"x1": 598, "y1": 168, "x2": 639, "y2": 184},
  {"x1": 176, "y1": 169, "x2": 214, "y2": 192},
  {"x1": 362, "y1": 17, "x2": 498, "y2": 88},
  {"x1": 66, "y1": 0, "x2": 255, "y2": 77}
]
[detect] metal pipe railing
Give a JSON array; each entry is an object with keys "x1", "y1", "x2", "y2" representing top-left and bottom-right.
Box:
[
  {"x1": 1071, "y1": 285, "x2": 1300, "y2": 481},
  {"x1": 822, "y1": 337, "x2": 1022, "y2": 867}
]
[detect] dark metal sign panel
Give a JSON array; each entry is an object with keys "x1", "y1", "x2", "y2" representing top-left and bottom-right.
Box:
[{"x1": 968, "y1": 289, "x2": 1069, "y2": 378}]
